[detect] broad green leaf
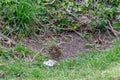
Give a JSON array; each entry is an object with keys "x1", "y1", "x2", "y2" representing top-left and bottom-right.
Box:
[{"x1": 113, "y1": 22, "x2": 120, "y2": 28}]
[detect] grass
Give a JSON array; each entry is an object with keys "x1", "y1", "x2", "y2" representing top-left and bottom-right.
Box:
[
  {"x1": 0, "y1": 0, "x2": 120, "y2": 79},
  {"x1": 0, "y1": 39, "x2": 120, "y2": 80},
  {"x1": 0, "y1": 0, "x2": 119, "y2": 37}
]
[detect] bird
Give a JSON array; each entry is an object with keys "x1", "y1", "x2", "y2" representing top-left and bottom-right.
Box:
[{"x1": 48, "y1": 45, "x2": 62, "y2": 60}]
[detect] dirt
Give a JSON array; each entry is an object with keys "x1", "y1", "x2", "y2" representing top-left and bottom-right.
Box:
[{"x1": 23, "y1": 31, "x2": 113, "y2": 59}]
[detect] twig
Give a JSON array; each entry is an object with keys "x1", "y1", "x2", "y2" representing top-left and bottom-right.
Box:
[
  {"x1": 0, "y1": 34, "x2": 16, "y2": 47},
  {"x1": 73, "y1": 30, "x2": 83, "y2": 38},
  {"x1": 67, "y1": 12, "x2": 81, "y2": 24},
  {"x1": 35, "y1": 19, "x2": 45, "y2": 28},
  {"x1": 59, "y1": 28, "x2": 84, "y2": 38},
  {"x1": 106, "y1": 29, "x2": 113, "y2": 38},
  {"x1": 0, "y1": 64, "x2": 5, "y2": 66},
  {"x1": 13, "y1": 55, "x2": 20, "y2": 60},
  {"x1": 60, "y1": 28, "x2": 71, "y2": 31},
  {"x1": 32, "y1": 48, "x2": 44, "y2": 61},
  {"x1": 105, "y1": 20, "x2": 118, "y2": 38},
  {"x1": 66, "y1": 7, "x2": 90, "y2": 25},
  {"x1": 48, "y1": 33, "x2": 57, "y2": 42},
  {"x1": 44, "y1": 0, "x2": 56, "y2": 5}
]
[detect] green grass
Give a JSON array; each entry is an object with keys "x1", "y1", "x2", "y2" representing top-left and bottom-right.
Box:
[
  {"x1": 0, "y1": 0, "x2": 119, "y2": 37},
  {"x1": 0, "y1": 39, "x2": 120, "y2": 80}
]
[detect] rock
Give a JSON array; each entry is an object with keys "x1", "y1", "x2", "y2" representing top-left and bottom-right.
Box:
[{"x1": 43, "y1": 59, "x2": 57, "y2": 67}]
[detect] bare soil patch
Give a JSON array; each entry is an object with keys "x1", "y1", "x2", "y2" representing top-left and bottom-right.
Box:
[{"x1": 23, "y1": 31, "x2": 113, "y2": 59}]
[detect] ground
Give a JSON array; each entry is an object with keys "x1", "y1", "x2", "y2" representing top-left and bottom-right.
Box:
[
  {"x1": 24, "y1": 31, "x2": 113, "y2": 59},
  {"x1": 1, "y1": 40, "x2": 120, "y2": 80},
  {"x1": 0, "y1": 31, "x2": 120, "y2": 80}
]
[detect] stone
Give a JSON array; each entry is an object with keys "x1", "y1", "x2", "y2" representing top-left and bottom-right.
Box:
[{"x1": 43, "y1": 59, "x2": 57, "y2": 67}]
